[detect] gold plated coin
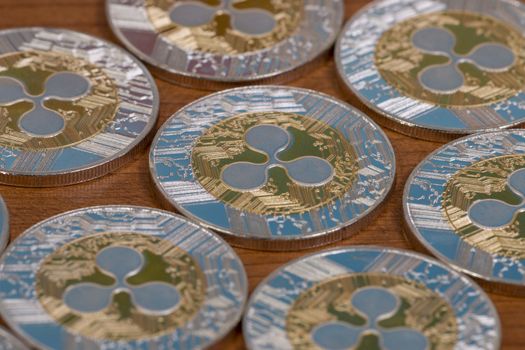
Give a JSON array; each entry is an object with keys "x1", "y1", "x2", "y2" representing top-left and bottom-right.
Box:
[
  {"x1": 107, "y1": 0, "x2": 344, "y2": 88},
  {"x1": 0, "y1": 28, "x2": 159, "y2": 186},
  {"x1": 243, "y1": 247, "x2": 500, "y2": 349},
  {"x1": 0, "y1": 206, "x2": 247, "y2": 349},
  {"x1": 150, "y1": 86, "x2": 395, "y2": 250},
  {"x1": 337, "y1": 0, "x2": 525, "y2": 141}
]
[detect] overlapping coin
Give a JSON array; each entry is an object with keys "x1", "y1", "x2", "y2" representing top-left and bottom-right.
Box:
[
  {"x1": 107, "y1": 0, "x2": 344, "y2": 88},
  {"x1": 0, "y1": 327, "x2": 28, "y2": 350},
  {"x1": 0, "y1": 206, "x2": 247, "y2": 349},
  {"x1": 0, "y1": 196, "x2": 8, "y2": 253},
  {"x1": 0, "y1": 28, "x2": 159, "y2": 186},
  {"x1": 150, "y1": 86, "x2": 395, "y2": 250},
  {"x1": 336, "y1": 0, "x2": 525, "y2": 141},
  {"x1": 243, "y1": 246, "x2": 501, "y2": 350},
  {"x1": 404, "y1": 130, "x2": 525, "y2": 295}
]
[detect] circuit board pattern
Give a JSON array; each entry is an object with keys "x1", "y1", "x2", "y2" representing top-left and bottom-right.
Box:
[
  {"x1": 0, "y1": 28, "x2": 157, "y2": 177},
  {"x1": 443, "y1": 155, "x2": 525, "y2": 259},
  {"x1": 191, "y1": 112, "x2": 358, "y2": 215},
  {"x1": 107, "y1": 0, "x2": 342, "y2": 82},
  {"x1": 0, "y1": 206, "x2": 247, "y2": 349},
  {"x1": 0, "y1": 51, "x2": 119, "y2": 150},
  {"x1": 243, "y1": 247, "x2": 499, "y2": 349},
  {"x1": 405, "y1": 131, "x2": 525, "y2": 287},
  {"x1": 145, "y1": 0, "x2": 303, "y2": 54},
  {"x1": 337, "y1": 0, "x2": 525, "y2": 133},
  {"x1": 36, "y1": 232, "x2": 205, "y2": 340},
  {"x1": 150, "y1": 86, "x2": 394, "y2": 242},
  {"x1": 286, "y1": 273, "x2": 457, "y2": 349},
  {"x1": 375, "y1": 11, "x2": 524, "y2": 108}
]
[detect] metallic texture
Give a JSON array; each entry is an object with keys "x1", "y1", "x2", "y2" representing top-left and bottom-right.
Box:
[
  {"x1": 287, "y1": 274, "x2": 457, "y2": 350},
  {"x1": 0, "y1": 327, "x2": 28, "y2": 350},
  {"x1": 404, "y1": 130, "x2": 525, "y2": 295},
  {"x1": 0, "y1": 197, "x2": 8, "y2": 253},
  {"x1": 107, "y1": 0, "x2": 343, "y2": 89},
  {"x1": 190, "y1": 111, "x2": 357, "y2": 216},
  {"x1": 160, "y1": 0, "x2": 294, "y2": 49},
  {"x1": 36, "y1": 232, "x2": 205, "y2": 340},
  {"x1": 220, "y1": 124, "x2": 335, "y2": 191},
  {"x1": 0, "y1": 51, "x2": 118, "y2": 149},
  {"x1": 243, "y1": 246, "x2": 500, "y2": 350},
  {"x1": 0, "y1": 206, "x2": 247, "y2": 349},
  {"x1": 150, "y1": 86, "x2": 395, "y2": 250},
  {"x1": 0, "y1": 28, "x2": 159, "y2": 187},
  {"x1": 336, "y1": 0, "x2": 525, "y2": 142},
  {"x1": 411, "y1": 24, "x2": 516, "y2": 96}
]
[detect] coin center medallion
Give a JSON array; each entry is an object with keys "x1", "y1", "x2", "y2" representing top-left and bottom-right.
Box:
[
  {"x1": 0, "y1": 51, "x2": 119, "y2": 150},
  {"x1": 191, "y1": 112, "x2": 358, "y2": 215},
  {"x1": 375, "y1": 11, "x2": 525, "y2": 108},
  {"x1": 443, "y1": 154, "x2": 525, "y2": 258},
  {"x1": 286, "y1": 274, "x2": 458, "y2": 350},
  {"x1": 36, "y1": 232, "x2": 206, "y2": 340},
  {"x1": 145, "y1": 0, "x2": 304, "y2": 54}
]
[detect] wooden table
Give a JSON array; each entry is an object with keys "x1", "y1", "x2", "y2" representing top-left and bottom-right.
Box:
[{"x1": 0, "y1": 0, "x2": 523, "y2": 349}]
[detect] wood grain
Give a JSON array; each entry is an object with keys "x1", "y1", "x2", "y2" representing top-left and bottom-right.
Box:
[{"x1": 0, "y1": 0, "x2": 524, "y2": 349}]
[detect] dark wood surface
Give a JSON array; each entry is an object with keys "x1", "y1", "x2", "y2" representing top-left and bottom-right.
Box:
[{"x1": 0, "y1": 0, "x2": 523, "y2": 349}]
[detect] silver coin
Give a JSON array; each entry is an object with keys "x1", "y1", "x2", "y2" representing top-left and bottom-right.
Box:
[
  {"x1": 404, "y1": 130, "x2": 525, "y2": 296},
  {"x1": 0, "y1": 197, "x2": 8, "y2": 253},
  {"x1": 106, "y1": 0, "x2": 343, "y2": 89},
  {"x1": 150, "y1": 86, "x2": 396, "y2": 250},
  {"x1": 243, "y1": 246, "x2": 501, "y2": 350},
  {"x1": 336, "y1": 0, "x2": 525, "y2": 142},
  {"x1": 0, "y1": 206, "x2": 247, "y2": 349},
  {"x1": 0, "y1": 27, "x2": 159, "y2": 186},
  {"x1": 0, "y1": 327, "x2": 28, "y2": 350}
]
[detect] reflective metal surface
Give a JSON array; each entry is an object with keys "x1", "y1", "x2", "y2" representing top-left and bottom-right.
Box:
[
  {"x1": 243, "y1": 246, "x2": 501, "y2": 350},
  {"x1": 150, "y1": 86, "x2": 395, "y2": 250},
  {"x1": 0, "y1": 28, "x2": 159, "y2": 186},
  {"x1": 404, "y1": 130, "x2": 525, "y2": 295},
  {"x1": 0, "y1": 197, "x2": 8, "y2": 253},
  {"x1": 106, "y1": 0, "x2": 344, "y2": 88},
  {"x1": 336, "y1": 0, "x2": 525, "y2": 141},
  {"x1": 0, "y1": 206, "x2": 247, "y2": 349}
]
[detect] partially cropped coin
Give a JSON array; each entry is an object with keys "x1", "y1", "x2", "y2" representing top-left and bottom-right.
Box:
[
  {"x1": 0, "y1": 27, "x2": 159, "y2": 186},
  {"x1": 244, "y1": 246, "x2": 501, "y2": 349},
  {"x1": 337, "y1": 0, "x2": 525, "y2": 141},
  {"x1": 107, "y1": 0, "x2": 343, "y2": 89},
  {"x1": 0, "y1": 206, "x2": 247, "y2": 349}
]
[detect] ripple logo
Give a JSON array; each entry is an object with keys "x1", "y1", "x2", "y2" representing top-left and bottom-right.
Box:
[
  {"x1": 0, "y1": 72, "x2": 90, "y2": 137},
  {"x1": 221, "y1": 124, "x2": 334, "y2": 191},
  {"x1": 412, "y1": 27, "x2": 515, "y2": 94},
  {"x1": 63, "y1": 246, "x2": 180, "y2": 315},
  {"x1": 169, "y1": 0, "x2": 276, "y2": 35},
  {"x1": 469, "y1": 168, "x2": 525, "y2": 229},
  {"x1": 312, "y1": 287, "x2": 428, "y2": 350}
]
